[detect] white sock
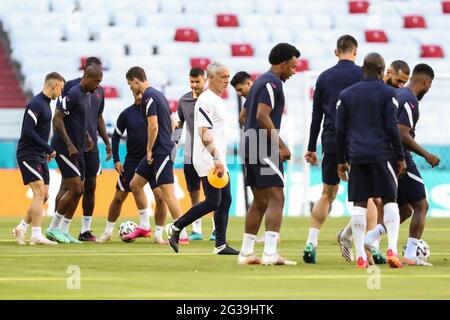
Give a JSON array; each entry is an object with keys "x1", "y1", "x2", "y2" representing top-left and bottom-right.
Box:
[
  {"x1": 31, "y1": 227, "x2": 42, "y2": 239},
  {"x1": 306, "y1": 228, "x2": 320, "y2": 248},
  {"x1": 263, "y1": 231, "x2": 279, "y2": 256},
  {"x1": 138, "y1": 208, "x2": 150, "y2": 230},
  {"x1": 154, "y1": 225, "x2": 164, "y2": 240},
  {"x1": 405, "y1": 237, "x2": 419, "y2": 259},
  {"x1": 240, "y1": 233, "x2": 257, "y2": 256},
  {"x1": 192, "y1": 219, "x2": 202, "y2": 234},
  {"x1": 59, "y1": 217, "x2": 72, "y2": 234},
  {"x1": 342, "y1": 220, "x2": 352, "y2": 239},
  {"x1": 180, "y1": 227, "x2": 188, "y2": 240},
  {"x1": 384, "y1": 202, "x2": 400, "y2": 255},
  {"x1": 364, "y1": 224, "x2": 386, "y2": 247},
  {"x1": 17, "y1": 219, "x2": 30, "y2": 232},
  {"x1": 49, "y1": 212, "x2": 64, "y2": 230},
  {"x1": 351, "y1": 206, "x2": 367, "y2": 260},
  {"x1": 105, "y1": 221, "x2": 115, "y2": 235},
  {"x1": 211, "y1": 217, "x2": 215, "y2": 232},
  {"x1": 81, "y1": 216, "x2": 92, "y2": 233}
]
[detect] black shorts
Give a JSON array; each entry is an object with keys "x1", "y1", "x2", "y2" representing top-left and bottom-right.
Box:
[
  {"x1": 183, "y1": 163, "x2": 201, "y2": 192},
  {"x1": 84, "y1": 151, "x2": 101, "y2": 179},
  {"x1": 244, "y1": 156, "x2": 284, "y2": 189},
  {"x1": 55, "y1": 153, "x2": 85, "y2": 181},
  {"x1": 18, "y1": 159, "x2": 49, "y2": 185},
  {"x1": 135, "y1": 153, "x2": 174, "y2": 189},
  {"x1": 397, "y1": 161, "x2": 426, "y2": 206},
  {"x1": 116, "y1": 160, "x2": 139, "y2": 192},
  {"x1": 348, "y1": 159, "x2": 398, "y2": 202},
  {"x1": 322, "y1": 153, "x2": 340, "y2": 185}
]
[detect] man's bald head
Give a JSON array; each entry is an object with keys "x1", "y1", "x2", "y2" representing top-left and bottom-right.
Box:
[
  {"x1": 82, "y1": 64, "x2": 103, "y2": 93},
  {"x1": 363, "y1": 52, "x2": 385, "y2": 79},
  {"x1": 84, "y1": 64, "x2": 103, "y2": 79}
]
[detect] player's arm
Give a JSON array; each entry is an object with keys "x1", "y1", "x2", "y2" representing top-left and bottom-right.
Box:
[
  {"x1": 172, "y1": 100, "x2": 184, "y2": 144},
  {"x1": 384, "y1": 96, "x2": 406, "y2": 176},
  {"x1": 97, "y1": 113, "x2": 112, "y2": 161},
  {"x1": 335, "y1": 98, "x2": 349, "y2": 181},
  {"x1": 53, "y1": 109, "x2": 77, "y2": 156},
  {"x1": 145, "y1": 98, "x2": 158, "y2": 164},
  {"x1": 305, "y1": 78, "x2": 324, "y2": 165},
  {"x1": 199, "y1": 126, "x2": 225, "y2": 177},
  {"x1": 22, "y1": 105, "x2": 55, "y2": 157},
  {"x1": 239, "y1": 102, "x2": 247, "y2": 127},
  {"x1": 112, "y1": 113, "x2": 125, "y2": 174}
]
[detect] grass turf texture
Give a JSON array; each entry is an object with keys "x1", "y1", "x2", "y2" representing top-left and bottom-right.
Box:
[{"x1": 0, "y1": 217, "x2": 449, "y2": 299}]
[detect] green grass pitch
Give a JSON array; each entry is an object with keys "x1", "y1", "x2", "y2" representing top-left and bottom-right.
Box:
[{"x1": 1, "y1": 217, "x2": 449, "y2": 299}]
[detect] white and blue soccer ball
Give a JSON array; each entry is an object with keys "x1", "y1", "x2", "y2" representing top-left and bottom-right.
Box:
[
  {"x1": 118, "y1": 220, "x2": 138, "y2": 243},
  {"x1": 402, "y1": 239, "x2": 431, "y2": 261}
]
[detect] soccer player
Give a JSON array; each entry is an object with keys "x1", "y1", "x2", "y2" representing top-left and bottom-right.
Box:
[
  {"x1": 167, "y1": 62, "x2": 239, "y2": 255},
  {"x1": 237, "y1": 43, "x2": 300, "y2": 266},
  {"x1": 174, "y1": 67, "x2": 216, "y2": 241},
  {"x1": 123, "y1": 66, "x2": 188, "y2": 243},
  {"x1": 384, "y1": 60, "x2": 410, "y2": 88},
  {"x1": 97, "y1": 91, "x2": 169, "y2": 244},
  {"x1": 336, "y1": 52, "x2": 406, "y2": 268},
  {"x1": 12, "y1": 72, "x2": 65, "y2": 245},
  {"x1": 47, "y1": 57, "x2": 112, "y2": 242},
  {"x1": 302, "y1": 35, "x2": 363, "y2": 264},
  {"x1": 230, "y1": 71, "x2": 253, "y2": 127},
  {"x1": 46, "y1": 64, "x2": 103, "y2": 243}
]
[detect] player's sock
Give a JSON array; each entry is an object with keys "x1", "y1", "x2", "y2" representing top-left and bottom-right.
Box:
[
  {"x1": 17, "y1": 219, "x2": 29, "y2": 232},
  {"x1": 49, "y1": 212, "x2": 63, "y2": 230},
  {"x1": 306, "y1": 228, "x2": 320, "y2": 248},
  {"x1": 342, "y1": 220, "x2": 352, "y2": 239},
  {"x1": 105, "y1": 221, "x2": 115, "y2": 235},
  {"x1": 180, "y1": 227, "x2": 188, "y2": 240},
  {"x1": 60, "y1": 217, "x2": 72, "y2": 234},
  {"x1": 81, "y1": 216, "x2": 92, "y2": 233},
  {"x1": 211, "y1": 217, "x2": 215, "y2": 233},
  {"x1": 384, "y1": 202, "x2": 400, "y2": 255},
  {"x1": 351, "y1": 206, "x2": 367, "y2": 260},
  {"x1": 154, "y1": 225, "x2": 164, "y2": 240},
  {"x1": 31, "y1": 227, "x2": 42, "y2": 239},
  {"x1": 405, "y1": 237, "x2": 419, "y2": 259},
  {"x1": 240, "y1": 233, "x2": 257, "y2": 256},
  {"x1": 138, "y1": 208, "x2": 150, "y2": 230},
  {"x1": 192, "y1": 219, "x2": 202, "y2": 234},
  {"x1": 364, "y1": 224, "x2": 386, "y2": 247},
  {"x1": 263, "y1": 231, "x2": 279, "y2": 256}
]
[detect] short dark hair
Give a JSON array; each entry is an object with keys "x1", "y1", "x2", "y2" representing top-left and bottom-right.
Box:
[
  {"x1": 45, "y1": 72, "x2": 65, "y2": 83},
  {"x1": 336, "y1": 35, "x2": 358, "y2": 53},
  {"x1": 390, "y1": 60, "x2": 410, "y2": 75},
  {"x1": 231, "y1": 71, "x2": 251, "y2": 87},
  {"x1": 412, "y1": 63, "x2": 434, "y2": 79},
  {"x1": 126, "y1": 66, "x2": 147, "y2": 82},
  {"x1": 86, "y1": 56, "x2": 102, "y2": 67},
  {"x1": 268, "y1": 43, "x2": 301, "y2": 65},
  {"x1": 189, "y1": 67, "x2": 205, "y2": 78}
]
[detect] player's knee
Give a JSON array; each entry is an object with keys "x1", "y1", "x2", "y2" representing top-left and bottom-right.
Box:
[
  {"x1": 129, "y1": 179, "x2": 140, "y2": 193},
  {"x1": 84, "y1": 179, "x2": 96, "y2": 195},
  {"x1": 322, "y1": 186, "x2": 338, "y2": 203},
  {"x1": 204, "y1": 197, "x2": 220, "y2": 212},
  {"x1": 34, "y1": 186, "x2": 47, "y2": 200},
  {"x1": 268, "y1": 190, "x2": 285, "y2": 208},
  {"x1": 71, "y1": 184, "x2": 84, "y2": 198}
]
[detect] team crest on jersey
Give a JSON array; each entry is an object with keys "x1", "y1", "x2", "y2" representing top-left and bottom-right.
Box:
[
  {"x1": 271, "y1": 82, "x2": 277, "y2": 89},
  {"x1": 408, "y1": 102, "x2": 415, "y2": 109}
]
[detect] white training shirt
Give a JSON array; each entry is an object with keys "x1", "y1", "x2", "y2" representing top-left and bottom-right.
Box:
[{"x1": 192, "y1": 89, "x2": 229, "y2": 177}]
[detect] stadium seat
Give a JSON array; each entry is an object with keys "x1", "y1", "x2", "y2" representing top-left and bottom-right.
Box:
[
  {"x1": 444, "y1": 1, "x2": 450, "y2": 14},
  {"x1": 420, "y1": 45, "x2": 445, "y2": 58},
  {"x1": 190, "y1": 58, "x2": 211, "y2": 70},
  {"x1": 296, "y1": 58, "x2": 310, "y2": 72},
  {"x1": 231, "y1": 44, "x2": 254, "y2": 57},
  {"x1": 365, "y1": 30, "x2": 388, "y2": 42},
  {"x1": 216, "y1": 14, "x2": 239, "y2": 27},
  {"x1": 103, "y1": 86, "x2": 119, "y2": 98},
  {"x1": 111, "y1": 12, "x2": 138, "y2": 28},
  {"x1": 160, "y1": 0, "x2": 184, "y2": 14},
  {"x1": 168, "y1": 100, "x2": 179, "y2": 113},
  {"x1": 174, "y1": 28, "x2": 200, "y2": 42},
  {"x1": 250, "y1": 73, "x2": 261, "y2": 81},
  {"x1": 348, "y1": 0, "x2": 369, "y2": 14},
  {"x1": 158, "y1": 42, "x2": 230, "y2": 60},
  {"x1": 404, "y1": 15, "x2": 426, "y2": 29}
]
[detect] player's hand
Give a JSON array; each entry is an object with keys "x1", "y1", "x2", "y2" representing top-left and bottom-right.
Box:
[
  {"x1": 213, "y1": 159, "x2": 225, "y2": 178},
  {"x1": 67, "y1": 143, "x2": 78, "y2": 157},
  {"x1": 425, "y1": 152, "x2": 440, "y2": 168},
  {"x1": 105, "y1": 144, "x2": 113, "y2": 161},
  {"x1": 397, "y1": 160, "x2": 407, "y2": 178},
  {"x1": 337, "y1": 163, "x2": 349, "y2": 182},
  {"x1": 86, "y1": 135, "x2": 94, "y2": 152},
  {"x1": 279, "y1": 145, "x2": 291, "y2": 162},
  {"x1": 304, "y1": 151, "x2": 318, "y2": 165},
  {"x1": 114, "y1": 161, "x2": 124, "y2": 174},
  {"x1": 47, "y1": 151, "x2": 57, "y2": 162},
  {"x1": 147, "y1": 150, "x2": 153, "y2": 165}
]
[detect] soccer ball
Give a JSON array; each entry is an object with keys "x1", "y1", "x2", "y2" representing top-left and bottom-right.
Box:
[
  {"x1": 402, "y1": 239, "x2": 430, "y2": 261},
  {"x1": 118, "y1": 220, "x2": 138, "y2": 243}
]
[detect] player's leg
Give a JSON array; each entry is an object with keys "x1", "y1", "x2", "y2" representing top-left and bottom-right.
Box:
[
  {"x1": 97, "y1": 190, "x2": 128, "y2": 243},
  {"x1": 127, "y1": 172, "x2": 153, "y2": 239},
  {"x1": 152, "y1": 186, "x2": 169, "y2": 244},
  {"x1": 363, "y1": 198, "x2": 387, "y2": 264},
  {"x1": 184, "y1": 163, "x2": 204, "y2": 240},
  {"x1": 47, "y1": 180, "x2": 67, "y2": 231}
]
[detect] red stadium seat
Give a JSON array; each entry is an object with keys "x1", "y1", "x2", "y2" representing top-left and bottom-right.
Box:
[
  {"x1": 420, "y1": 45, "x2": 445, "y2": 58},
  {"x1": 174, "y1": 28, "x2": 199, "y2": 42},
  {"x1": 365, "y1": 30, "x2": 388, "y2": 42},
  {"x1": 250, "y1": 73, "x2": 261, "y2": 81},
  {"x1": 295, "y1": 58, "x2": 310, "y2": 72},
  {"x1": 168, "y1": 100, "x2": 179, "y2": 113},
  {"x1": 231, "y1": 44, "x2": 254, "y2": 56},
  {"x1": 443, "y1": 1, "x2": 450, "y2": 13},
  {"x1": 79, "y1": 56, "x2": 87, "y2": 70},
  {"x1": 404, "y1": 15, "x2": 426, "y2": 28},
  {"x1": 190, "y1": 57, "x2": 211, "y2": 70},
  {"x1": 216, "y1": 14, "x2": 239, "y2": 27},
  {"x1": 349, "y1": 0, "x2": 369, "y2": 14},
  {"x1": 103, "y1": 86, "x2": 119, "y2": 98}
]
